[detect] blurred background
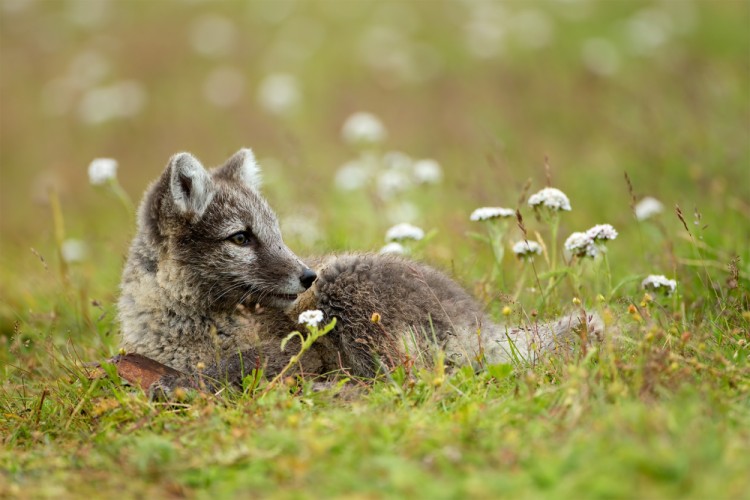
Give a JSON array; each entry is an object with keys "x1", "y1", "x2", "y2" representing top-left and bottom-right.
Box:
[{"x1": 0, "y1": 0, "x2": 748, "y2": 343}]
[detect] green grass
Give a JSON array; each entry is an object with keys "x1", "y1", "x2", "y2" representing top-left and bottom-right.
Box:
[{"x1": 2, "y1": 0, "x2": 749, "y2": 498}]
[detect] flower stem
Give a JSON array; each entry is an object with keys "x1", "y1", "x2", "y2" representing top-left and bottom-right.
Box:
[
  {"x1": 108, "y1": 178, "x2": 134, "y2": 215},
  {"x1": 513, "y1": 262, "x2": 529, "y2": 301},
  {"x1": 549, "y1": 214, "x2": 560, "y2": 274},
  {"x1": 543, "y1": 213, "x2": 561, "y2": 303},
  {"x1": 48, "y1": 187, "x2": 69, "y2": 286},
  {"x1": 488, "y1": 223, "x2": 506, "y2": 288},
  {"x1": 602, "y1": 251, "x2": 613, "y2": 296}
]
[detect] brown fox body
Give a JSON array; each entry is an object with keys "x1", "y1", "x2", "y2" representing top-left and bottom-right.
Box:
[{"x1": 118, "y1": 149, "x2": 601, "y2": 389}]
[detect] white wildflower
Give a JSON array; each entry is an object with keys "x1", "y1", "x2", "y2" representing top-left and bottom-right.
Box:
[
  {"x1": 377, "y1": 169, "x2": 412, "y2": 199},
  {"x1": 470, "y1": 207, "x2": 515, "y2": 221},
  {"x1": 512, "y1": 240, "x2": 542, "y2": 259},
  {"x1": 334, "y1": 160, "x2": 370, "y2": 191},
  {"x1": 61, "y1": 239, "x2": 88, "y2": 263},
  {"x1": 635, "y1": 196, "x2": 664, "y2": 221},
  {"x1": 379, "y1": 242, "x2": 405, "y2": 255},
  {"x1": 564, "y1": 232, "x2": 598, "y2": 258},
  {"x1": 189, "y1": 15, "x2": 236, "y2": 58},
  {"x1": 413, "y1": 159, "x2": 443, "y2": 184},
  {"x1": 342, "y1": 112, "x2": 386, "y2": 145},
  {"x1": 385, "y1": 223, "x2": 424, "y2": 242},
  {"x1": 528, "y1": 187, "x2": 571, "y2": 212},
  {"x1": 257, "y1": 73, "x2": 300, "y2": 115},
  {"x1": 465, "y1": 10, "x2": 508, "y2": 60},
  {"x1": 88, "y1": 158, "x2": 118, "y2": 185},
  {"x1": 78, "y1": 80, "x2": 147, "y2": 124},
  {"x1": 298, "y1": 309, "x2": 324, "y2": 328},
  {"x1": 382, "y1": 151, "x2": 412, "y2": 172},
  {"x1": 586, "y1": 224, "x2": 618, "y2": 241},
  {"x1": 642, "y1": 275, "x2": 677, "y2": 295}
]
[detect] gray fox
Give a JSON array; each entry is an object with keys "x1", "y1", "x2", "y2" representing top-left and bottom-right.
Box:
[{"x1": 118, "y1": 149, "x2": 602, "y2": 392}]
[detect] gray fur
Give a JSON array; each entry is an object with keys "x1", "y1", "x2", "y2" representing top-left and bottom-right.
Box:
[
  {"x1": 119, "y1": 149, "x2": 313, "y2": 373},
  {"x1": 220, "y1": 148, "x2": 262, "y2": 189},
  {"x1": 119, "y1": 149, "x2": 603, "y2": 387},
  {"x1": 169, "y1": 153, "x2": 214, "y2": 219}
]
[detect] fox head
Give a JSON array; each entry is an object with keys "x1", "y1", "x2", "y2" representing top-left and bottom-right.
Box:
[{"x1": 137, "y1": 148, "x2": 316, "y2": 312}]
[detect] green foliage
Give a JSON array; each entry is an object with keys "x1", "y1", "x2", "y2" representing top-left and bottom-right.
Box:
[{"x1": 1, "y1": 0, "x2": 749, "y2": 498}]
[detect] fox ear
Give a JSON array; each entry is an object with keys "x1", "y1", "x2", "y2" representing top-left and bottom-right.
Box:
[
  {"x1": 167, "y1": 152, "x2": 214, "y2": 219},
  {"x1": 215, "y1": 148, "x2": 262, "y2": 189}
]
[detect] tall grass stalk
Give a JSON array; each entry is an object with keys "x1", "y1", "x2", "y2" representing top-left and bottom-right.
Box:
[{"x1": 48, "y1": 188, "x2": 69, "y2": 287}]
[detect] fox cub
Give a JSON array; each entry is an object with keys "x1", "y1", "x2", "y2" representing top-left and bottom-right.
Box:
[{"x1": 118, "y1": 149, "x2": 601, "y2": 390}]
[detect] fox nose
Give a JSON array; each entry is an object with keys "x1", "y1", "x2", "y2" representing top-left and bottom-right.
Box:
[{"x1": 299, "y1": 268, "x2": 317, "y2": 289}]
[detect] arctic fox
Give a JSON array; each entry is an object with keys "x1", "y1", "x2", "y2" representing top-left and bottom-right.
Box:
[{"x1": 118, "y1": 149, "x2": 601, "y2": 389}]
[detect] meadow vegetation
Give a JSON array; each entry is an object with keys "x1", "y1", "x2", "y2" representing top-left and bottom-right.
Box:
[{"x1": 1, "y1": 0, "x2": 749, "y2": 497}]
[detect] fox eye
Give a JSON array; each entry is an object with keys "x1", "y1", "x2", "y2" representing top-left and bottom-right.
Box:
[{"x1": 227, "y1": 231, "x2": 252, "y2": 246}]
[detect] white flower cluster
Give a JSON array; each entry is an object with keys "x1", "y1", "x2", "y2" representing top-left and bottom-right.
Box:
[
  {"x1": 298, "y1": 309, "x2": 324, "y2": 328},
  {"x1": 528, "y1": 187, "x2": 571, "y2": 212},
  {"x1": 189, "y1": 14, "x2": 236, "y2": 58},
  {"x1": 334, "y1": 158, "x2": 373, "y2": 191},
  {"x1": 377, "y1": 169, "x2": 411, "y2": 199},
  {"x1": 88, "y1": 158, "x2": 118, "y2": 185},
  {"x1": 79, "y1": 80, "x2": 147, "y2": 125},
  {"x1": 641, "y1": 275, "x2": 677, "y2": 295},
  {"x1": 564, "y1": 223, "x2": 618, "y2": 259},
  {"x1": 512, "y1": 240, "x2": 542, "y2": 259},
  {"x1": 470, "y1": 207, "x2": 515, "y2": 221},
  {"x1": 379, "y1": 242, "x2": 405, "y2": 255},
  {"x1": 564, "y1": 231, "x2": 599, "y2": 258},
  {"x1": 61, "y1": 238, "x2": 88, "y2": 263},
  {"x1": 385, "y1": 223, "x2": 424, "y2": 242},
  {"x1": 341, "y1": 112, "x2": 387, "y2": 145},
  {"x1": 256, "y1": 73, "x2": 300, "y2": 115},
  {"x1": 586, "y1": 224, "x2": 618, "y2": 241},
  {"x1": 335, "y1": 155, "x2": 443, "y2": 197},
  {"x1": 413, "y1": 159, "x2": 443, "y2": 184},
  {"x1": 335, "y1": 113, "x2": 443, "y2": 203},
  {"x1": 635, "y1": 196, "x2": 664, "y2": 221}
]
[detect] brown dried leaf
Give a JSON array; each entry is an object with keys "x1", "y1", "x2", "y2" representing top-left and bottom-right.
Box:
[{"x1": 86, "y1": 353, "x2": 185, "y2": 391}]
